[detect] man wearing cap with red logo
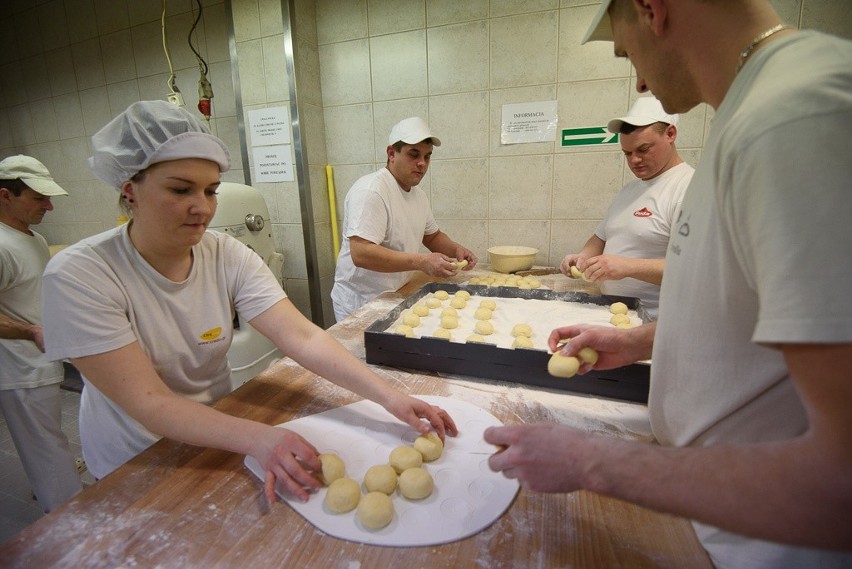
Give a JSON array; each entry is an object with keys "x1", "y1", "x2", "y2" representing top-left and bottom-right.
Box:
[
  {"x1": 0, "y1": 155, "x2": 83, "y2": 512},
  {"x1": 560, "y1": 95, "x2": 693, "y2": 319},
  {"x1": 331, "y1": 117, "x2": 478, "y2": 322}
]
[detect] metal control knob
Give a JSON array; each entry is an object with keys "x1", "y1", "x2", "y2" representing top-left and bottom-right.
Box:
[{"x1": 245, "y1": 213, "x2": 265, "y2": 231}]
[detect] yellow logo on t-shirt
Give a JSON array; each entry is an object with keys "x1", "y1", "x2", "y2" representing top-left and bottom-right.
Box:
[{"x1": 200, "y1": 327, "x2": 223, "y2": 341}]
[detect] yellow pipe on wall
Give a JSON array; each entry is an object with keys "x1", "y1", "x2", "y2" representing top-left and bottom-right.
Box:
[{"x1": 326, "y1": 164, "x2": 340, "y2": 261}]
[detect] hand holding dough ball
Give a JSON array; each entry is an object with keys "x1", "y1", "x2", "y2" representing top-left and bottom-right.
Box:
[
  {"x1": 511, "y1": 323, "x2": 533, "y2": 337},
  {"x1": 389, "y1": 445, "x2": 423, "y2": 473},
  {"x1": 454, "y1": 259, "x2": 468, "y2": 270},
  {"x1": 474, "y1": 307, "x2": 493, "y2": 320},
  {"x1": 512, "y1": 336, "x2": 534, "y2": 349},
  {"x1": 449, "y1": 297, "x2": 467, "y2": 309},
  {"x1": 610, "y1": 302, "x2": 629, "y2": 315},
  {"x1": 394, "y1": 324, "x2": 414, "y2": 337},
  {"x1": 357, "y1": 491, "x2": 394, "y2": 529},
  {"x1": 426, "y1": 298, "x2": 442, "y2": 309},
  {"x1": 363, "y1": 464, "x2": 398, "y2": 494},
  {"x1": 475, "y1": 321, "x2": 494, "y2": 335},
  {"x1": 577, "y1": 346, "x2": 599, "y2": 365},
  {"x1": 412, "y1": 304, "x2": 430, "y2": 317},
  {"x1": 479, "y1": 299, "x2": 497, "y2": 311},
  {"x1": 402, "y1": 313, "x2": 421, "y2": 328},
  {"x1": 413, "y1": 432, "x2": 443, "y2": 462},
  {"x1": 318, "y1": 453, "x2": 346, "y2": 485},
  {"x1": 398, "y1": 467, "x2": 434, "y2": 500},
  {"x1": 434, "y1": 290, "x2": 450, "y2": 300},
  {"x1": 432, "y1": 328, "x2": 452, "y2": 340},
  {"x1": 440, "y1": 314, "x2": 459, "y2": 329},
  {"x1": 325, "y1": 478, "x2": 361, "y2": 513},
  {"x1": 610, "y1": 313, "x2": 630, "y2": 326},
  {"x1": 569, "y1": 265, "x2": 584, "y2": 279},
  {"x1": 548, "y1": 353, "x2": 581, "y2": 378}
]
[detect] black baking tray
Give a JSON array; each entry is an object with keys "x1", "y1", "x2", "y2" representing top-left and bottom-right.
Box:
[{"x1": 364, "y1": 283, "x2": 651, "y2": 403}]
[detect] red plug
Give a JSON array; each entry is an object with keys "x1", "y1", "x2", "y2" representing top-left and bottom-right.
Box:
[{"x1": 198, "y1": 98, "x2": 211, "y2": 120}]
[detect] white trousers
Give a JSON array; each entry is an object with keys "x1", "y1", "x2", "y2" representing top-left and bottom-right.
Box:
[{"x1": 0, "y1": 383, "x2": 83, "y2": 512}]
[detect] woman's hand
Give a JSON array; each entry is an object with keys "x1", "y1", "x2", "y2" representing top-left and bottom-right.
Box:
[
  {"x1": 253, "y1": 427, "x2": 323, "y2": 505},
  {"x1": 383, "y1": 393, "x2": 459, "y2": 443}
]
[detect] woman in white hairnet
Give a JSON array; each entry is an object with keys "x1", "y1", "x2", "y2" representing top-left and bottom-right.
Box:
[{"x1": 41, "y1": 100, "x2": 457, "y2": 503}]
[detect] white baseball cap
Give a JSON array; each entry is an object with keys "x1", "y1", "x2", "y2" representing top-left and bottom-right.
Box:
[
  {"x1": 388, "y1": 117, "x2": 441, "y2": 147},
  {"x1": 607, "y1": 96, "x2": 679, "y2": 133},
  {"x1": 582, "y1": 0, "x2": 615, "y2": 44},
  {"x1": 89, "y1": 100, "x2": 231, "y2": 189},
  {"x1": 0, "y1": 155, "x2": 68, "y2": 196}
]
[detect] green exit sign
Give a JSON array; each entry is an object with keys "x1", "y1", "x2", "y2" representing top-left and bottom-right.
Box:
[{"x1": 561, "y1": 127, "x2": 619, "y2": 147}]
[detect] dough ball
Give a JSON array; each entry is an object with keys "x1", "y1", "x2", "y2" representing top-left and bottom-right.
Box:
[
  {"x1": 577, "y1": 346, "x2": 599, "y2": 365},
  {"x1": 610, "y1": 313, "x2": 630, "y2": 326},
  {"x1": 318, "y1": 453, "x2": 346, "y2": 485},
  {"x1": 474, "y1": 307, "x2": 493, "y2": 320},
  {"x1": 548, "y1": 353, "x2": 580, "y2": 378},
  {"x1": 413, "y1": 432, "x2": 443, "y2": 462},
  {"x1": 325, "y1": 478, "x2": 360, "y2": 513},
  {"x1": 454, "y1": 259, "x2": 468, "y2": 270},
  {"x1": 363, "y1": 464, "x2": 398, "y2": 495},
  {"x1": 454, "y1": 289, "x2": 471, "y2": 299},
  {"x1": 466, "y1": 334, "x2": 486, "y2": 343},
  {"x1": 511, "y1": 323, "x2": 533, "y2": 337},
  {"x1": 441, "y1": 307, "x2": 458, "y2": 318},
  {"x1": 426, "y1": 298, "x2": 442, "y2": 309},
  {"x1": 357, "y1": 491, "x2": 394, "y2": 529},
  {"x1": 402, "y1": 313, "x2": 421, "y2": 328},
  {"x1": 432, "y1": 328, "x2": 452, "y2": 340},
  {"x1": 398, "y1": 467, "x2": 434, "y2": 500},
  {"x1": 389, "y1": 445, "x2": 423, "y2": 474},
  {"x1": 512, "y1": 336, "x2": 534, "y2": 349},
  {"x1": 393, "y1": 324, "x2": 414, "y2": 337},
  {"x1": 468, "y1": 277, "x2": 481, "y2": 285},
  {"x1": 475, "y1": 320, "x2": 494, "y2": 335},
  {"x1": 450, "y1": 297, "x2": 467, "y2": 309},
  {"x1": 569, "y1": 265, "x2": 584, "y2": 279},
  {"x1": 479, "y1": 299, "x2": 497, "y2": 311},
  {"x1": 434, "y1": 290, "x2": 450, "y2": 300},
  {"x1": 616, "y1": 322, "x2": 632, "y2": 329},
  {"x1": 610, "y1": 302, "x2": 629, "y2": 315},
  {"x1": 525, "y1": 278, "x2": 541, "y2": 288},
  {"x1": 517, "y1": 281, "x2": 532, "y2": 289},
  {"x1": 440, "y1": 315, "x2": 459, "y2": 329},
  {"x1": 412, "y1": 304, "x2": 430, "y2": 317}
]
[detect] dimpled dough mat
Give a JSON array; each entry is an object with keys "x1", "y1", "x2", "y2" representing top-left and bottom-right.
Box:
[{"x1": 244, "y1": 396, "x2": 519, "y2": 546}]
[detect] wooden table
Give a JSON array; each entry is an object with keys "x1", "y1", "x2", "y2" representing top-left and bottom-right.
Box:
[{"x1": 0, "y1": 270, "x2": 711, "y2": 568}]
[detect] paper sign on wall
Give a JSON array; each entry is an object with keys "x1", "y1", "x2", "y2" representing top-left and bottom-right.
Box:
[
  {"x1": 248, "y1": 107, "x2": 291, "y2": 146},
  {"x1": 501, "y1": 101, "x2": 558, "y2": 144},
  {"x1": 252, "y1": 145, "x2": 294, "y2": 182}
]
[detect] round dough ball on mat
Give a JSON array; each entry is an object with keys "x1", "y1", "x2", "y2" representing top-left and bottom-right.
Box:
[
  {"x1": 441, "y1": 307, "x2": 458, "y2": 318},
  {"x1": 402, "y1": 313, "x2": 421, "y2": 328},
  {"x1": 610, "y1": 302, "x2": 629, "y2": 315},
  {"x1": 610, "y1": 313, "x2": 630, "y2": 326},
  {"x1": 389, "y1": 445, "x2": 422, "y2": 473},
  {"x1": 434, "y1": 290, "x2": 450, "y2": 300},
  {"x1": 440, "y1": 315, "x2": 459, "y2": 329},
  {"x1": 466, "y1": 334, "x2": 486, "y2": 343},
  {"x1": 393, "y1": 324, "x2": 414, "y2": 337},
  {"x1": 479, "y1": 299, "x2": 497, "y2": 311},
  {"x1": 426, "y1": 298, "x2": 442, "y2": 309},
  {"x1": 412, "y1": 304, "x2": 430, "y2": 317},
  {"x1": 475, "y1": 321, "x2": 494, "y2": 335},
  {"x1": 454, "y1": 289, "x2": 471, "y2": 299},
  {"x1": 450, "y1": 297, "x2": 467, "y2": 309},
  {"x1": 398, "y1": 467, "x2": 434, "y2": 500},
  {"x1": 577, "y1": 346, "x2": 599, "y2": 365},
  {"x1": 357, "y1": 491, "x2": 394, "y2": 529},
  {"x1": 468, "y1": 277, "x2": 481, "y2": 285},
  {"x1": 512, "y1": 336, "x2": 534, "y2": 349},
  {"x1": 548, "y1": 353, "x2": 580, "y2": 378},
  {"x1": 525, "y1": 278, "x2": 541, "y2": 288},
  {"x1": 414, "y1": 432, "x2": 443, "y2": 462},
  {"x1": 432, "y1": 328, "x2": 452, "y2": 340},
  {"x1": 512, "y1": 323, "x2": 533, "y2": 337},
  {"x1": 474, "y1": 307, "x2": 493, "y2": 320},
  {"x1": 318, "y1": 453, "x2": 346, "y2": 485},
  {"x1": 325, "y1": 478, "x2": 360, "y2": 513},
  {"x1": 363, "y1": 464, "x2": 398, "y2": 494}
]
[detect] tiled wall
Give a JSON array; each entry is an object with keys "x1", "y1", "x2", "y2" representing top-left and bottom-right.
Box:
[{"x1": 0, "y1": 0, "x2": 849, "y2": 327}]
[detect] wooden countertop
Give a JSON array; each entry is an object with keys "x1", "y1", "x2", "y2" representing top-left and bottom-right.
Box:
[{"x1": 0, "y1": 270, "x2": 711, "y2": 568}]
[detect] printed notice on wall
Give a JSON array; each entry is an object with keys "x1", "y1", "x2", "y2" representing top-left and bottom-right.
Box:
[
  {"x1": 248, "y1": 107, "x2": 291, "y2": 146},
  {"x1": 501, "y1": 101, "x2": 558, "y2": 144},
  {"x1": 252, "y1": 145, "x2": 294, "y2": 182}
]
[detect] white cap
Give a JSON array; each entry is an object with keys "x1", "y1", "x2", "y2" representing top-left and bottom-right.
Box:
[
  {"x1": 0, "y1": 155, "x2": 68, "y2": 196},
  {"x1": 607, "y1": 96, "x2": 679, "y2": 133},
  {"x1": 582, "y1": 0, "x2": 615, "y2": 44},
  {"x1": 88, "y1": 100, "x2": 231, "y2": 189},
  {"x1": 388, "y1": 117, "x2": 441, "y2": 147}
]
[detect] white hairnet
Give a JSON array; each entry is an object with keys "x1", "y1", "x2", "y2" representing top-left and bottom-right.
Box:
[{"x1": 88, "y1": 100, "x2": 231, "y2": 188}]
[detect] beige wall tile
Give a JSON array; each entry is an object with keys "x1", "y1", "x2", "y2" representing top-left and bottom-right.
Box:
[
  {"x1": 549, "y1": 219, "x2": 599, "y2": 266},
  {"x1": 426, "y1": 0, "x2": 488, "y2": 27},
  {"x1": 552, "y1": 151, "x2": 623, "y2": 219},
  {"x1": 491, "y1": 11, "x2": 559, "y2": 89},
  {"x1": 231, "y1": 0, "x2": 261, "y2": 42},
  {"x1": 316, "y1": 0, "x2": 367, "y2": 44},
  {"x1": 93, "y1": 0, "x2": 129, "y2": 36},
  {"x1": 491, "y1": 0, "x2": 559, "y2": 18},
  {"x1": 429, "y1": 91, "x2": 490, "y2": 159},
  {"x1": 430, "y1": 158, "x2": 488, "y2": 220},
  {"x1": 31, "y1": 99, "x2": 60, "y2": 143},
  {"x1": 558, "y1": 6, "x2": 630, "y2": 82},
  {"x1": 488, "y1": 154, "x2": 553, "y2": 219},
  {"x1": 46, "y1": 49, "x2": 78, "y2": 97},
  {"x1": 427, "y1": 21, "x2": 489, "y2": 95},
  {"x1": 263, "y1": 34, "x2": 292, "y2": 102},
  {"x1": 436, "y1": 218, "x2": 489, "y2": 262},
  {"x1": 38, "y1": 1, "x2": 71, "y2": 51},
  {"x1": 65, "y1": 0, "x2": 99, "y2": 43},
  {"x1": 320, "y1": 39, "x2": 372, "y2": 106},
  {"x1": 371, "y1": 30, "x2": 428, "y2": 101},
  {"x1": 100, "y1": 30, "x2": 136, "y2": 84},
  {"x1": 21, "y1": 55, "x2": 51, "y2": 103},
  {"x1": 71, "y1": 39, "x2": 106, "y2": 90},
  {"x1": 324, "y1": 103, "x2": 375, "y2": 164},
  {"x1": 802, "y1": 0, "x2": 852, "y2": 39},
  {"x1": 367, "y1": 0, "x2": 425, "y2": 35},
  {"x1": 235, "y1": 39, "x2": 268, "y2": 105}
]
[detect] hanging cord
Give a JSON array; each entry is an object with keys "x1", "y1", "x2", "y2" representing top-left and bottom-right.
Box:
[
  {"x1": 161, "y1": 1, "x2": 184, "y2": 106},
  {"x1": 188, "y1": 0, "x2": 214, "y2": 121}
]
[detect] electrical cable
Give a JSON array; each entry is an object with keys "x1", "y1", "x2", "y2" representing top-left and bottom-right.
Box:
[
  {"x1": 188, "y1": 0, "x2": 214, "y2": 121},
  {"x1": 161, "y1": 0, "x2": 184, "y2": 106}
]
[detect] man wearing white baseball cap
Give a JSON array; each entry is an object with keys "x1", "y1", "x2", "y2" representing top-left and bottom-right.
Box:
[
  {"x1": 560, "y1": 95, "x2": 693, "y2": 319},
  {"x1": 487, "y1": 1, "x2": 852, "y2": 568},
  {"x1": 332, "y1": 117, "x2": 477, "y2": 322},
  {"x1": 0, "y1": 155, "x2": 83, "y2": 513}
]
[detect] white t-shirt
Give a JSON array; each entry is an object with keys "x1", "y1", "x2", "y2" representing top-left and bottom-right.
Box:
[
  {"x1": 0, "y1": 222, "x2": 63, "y2": 389},
  {"x1": 653, "y1": 32, "x2": 852, "y2": 568},
  {"x1": 42, "y1": 225, "x2": 286, "y2": 478},
  {"x1": 594, "y1": 162, "x2": 692, "y2": 317},
  {"x1": 331, "y1": 168, "x2": 439, "y2": 320}
]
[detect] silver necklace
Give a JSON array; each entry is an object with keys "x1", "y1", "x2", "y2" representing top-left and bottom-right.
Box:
[{"x1": 735, "y1": 23, "x2": 791, "y2": 74}]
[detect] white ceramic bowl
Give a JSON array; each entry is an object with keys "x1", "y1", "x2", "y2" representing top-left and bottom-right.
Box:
[{"x1": 487, "y1": 245, "x2": 539, "y2": 273}]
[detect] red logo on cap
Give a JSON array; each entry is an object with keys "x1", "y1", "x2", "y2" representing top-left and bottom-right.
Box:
[{"x1": 634, "y1": 207, "x2": 653, "y2": 217}]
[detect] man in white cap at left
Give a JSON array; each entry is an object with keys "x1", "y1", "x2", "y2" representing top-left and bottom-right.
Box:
[
  {"x1": 0, "y1": 154, "x2": 83, "y2": 512},
  {"x1": 332, "y1": 117, "x2": 478, "y2": 322}
]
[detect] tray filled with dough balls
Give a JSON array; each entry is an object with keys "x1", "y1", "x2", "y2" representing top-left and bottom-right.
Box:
[{"x1": 365, "y1": 283, "x2": 652, "y2": 403}]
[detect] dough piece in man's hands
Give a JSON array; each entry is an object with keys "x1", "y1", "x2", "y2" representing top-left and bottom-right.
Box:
[
  {"x1": 363, "y1": 464, "x2": 398, "y2": 494},
  {"x1": 454, "y1": 259, "x2": 468, "y2": 270},
  {"x1": 357, "y1": 491, "x2": 394, "y2": 529},
  {"x1": 389, "y1": 445, "x2": 423, "y2": 473},
  {"x1": 325, "y1": 478, "x2": 360, "y2": 513},
  {"x1": 318, "y1": 453, "x2": 346, "y2": 485},
  {"x1": 548, "y1": 353, "x2": 581, "y2": 378},
  {"x1": 398, "y1": 467, "x2": 434, "y2": 500},
  {"x1": 414, "y1": 432, "x2": 443, "y2": 462}
]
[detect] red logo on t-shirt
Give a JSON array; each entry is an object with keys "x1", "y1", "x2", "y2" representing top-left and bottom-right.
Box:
[{"x1": 634, "y1": 207, "x2": 653, "y2": 217}]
